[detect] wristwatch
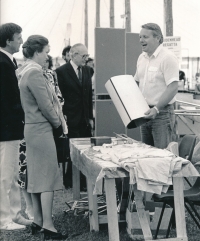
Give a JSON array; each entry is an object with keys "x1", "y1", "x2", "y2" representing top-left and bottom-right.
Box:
[{"x1": 153, "y1": 106, "x2": 159, "y2": 114}]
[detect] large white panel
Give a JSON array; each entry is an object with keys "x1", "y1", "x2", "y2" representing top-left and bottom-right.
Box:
[{"x1": 105, "y1": 75, "x2": 150, "y2": 129}]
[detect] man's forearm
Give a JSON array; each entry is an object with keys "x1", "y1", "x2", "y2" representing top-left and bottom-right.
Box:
[{"x1": 156, "y1": 81, "x2": 178, "y2": 110}]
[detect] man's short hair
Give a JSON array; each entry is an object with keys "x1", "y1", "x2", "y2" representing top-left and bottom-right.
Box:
[
  {"x1": 141, "y1": 23, "x2": 163, "y2": 44},
  {"x1": 69, "y1": 43, "x2": 85, "y2": 60},
  {"x1": 62, "y1": 45, "x2": 71, "y2": 56},
  {"x1": 0, "y1": 23, "x2": 22, "y2": 47},
  {"x1": 70, "y1": 43, "x2": 86, "y2": 55}
]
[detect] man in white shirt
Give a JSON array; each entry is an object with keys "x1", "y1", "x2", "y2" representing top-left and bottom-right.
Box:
[{"x1": 134, "y1": 23, "x2": 179, "y2": 149}]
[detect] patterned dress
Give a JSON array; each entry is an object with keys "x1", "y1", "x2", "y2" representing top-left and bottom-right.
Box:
[{"x1": 18, "y1": 139, "x2": 27, "y2": 188}]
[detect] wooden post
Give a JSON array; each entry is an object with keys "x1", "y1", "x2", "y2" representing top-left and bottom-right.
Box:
[
  {"x1": 164, "y1": 0, "x2": 176, "y2": 139},
  {"x1": 163, "y1": 0, "x2": 173, "y2": 36},
  {"x1": 84, "y1": 0, "x2": 88, "y2": 48},
  {"x1": 96, "y1": 0, "x2": 100, "y2": 27},
  {"x1": 65, "y1": 23, "x2": 71, "y2": 46},
  {"x1": 110, "y1": 0, "x2": 114, "y2": 28},
  {"x1": 125, "y1": 0, "x2": 131, "y2": 32},
  {"x1": 0, "y1": 0, "x2": 1, "y2": 25}
]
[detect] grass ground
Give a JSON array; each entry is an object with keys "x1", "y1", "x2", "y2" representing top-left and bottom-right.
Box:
[{"x1": 0, "y1": 183, "x2": 200, "y2": 241}]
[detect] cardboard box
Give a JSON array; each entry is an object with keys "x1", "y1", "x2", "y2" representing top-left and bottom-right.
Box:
[
  {"x1": 105, "y1": 75, "x2": 150, "y2": 129},
  {"x1": 90, "y1": 136, "x2": 111, "y2": 146}
]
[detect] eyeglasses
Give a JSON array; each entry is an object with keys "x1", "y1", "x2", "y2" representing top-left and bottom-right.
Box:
[{"x1": 76, "y1": 53, "x2": 89, "y2": 59}]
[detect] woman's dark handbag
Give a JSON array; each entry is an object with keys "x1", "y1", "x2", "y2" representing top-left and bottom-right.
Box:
[{"x1": 54, "y1": 135, "x2": 70, "y2": 164}]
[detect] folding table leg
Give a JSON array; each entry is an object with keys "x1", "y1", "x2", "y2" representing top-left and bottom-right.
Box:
[
  {"x1": 166, "y1": 208, "x2": 175, "y2": 238},
  {"x1": 72, "y1": 164, "x2": 80, "y2": 200},
  {"x1": 187, "y1": 199, "x2": 200, "y2": 222},
  {"x1": 185, "y1": 202, "x2": 200, "y2": 229},
  {"x1": 173, "y1": 177, "x2": 187, "y2": 238},
  {"x1": 87, "y1": 178, "x2": 99, "y2": 231},
  {"x1": 104, "y1": 178, "x2": 120, "y2": 241},
  {"x1": 154, "y1": 202, "x2": 167, "y2": 239},
  {"x1": 134, "y1": 185, "x2": 153, "y2": 240}
]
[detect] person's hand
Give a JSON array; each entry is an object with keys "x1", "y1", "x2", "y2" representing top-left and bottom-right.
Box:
[
  {"x1": 143, "y1": 107, "x2": 158, "y2": 119},
  {"x1": 196, "y1": 83, "x2": 200, "y2": 92},
  {"x1": 53, "y1": 125, "x2": 63, "y2": 138},
  {"x1": 89, "y1": 119, "x2": 94, "y2": 129}
]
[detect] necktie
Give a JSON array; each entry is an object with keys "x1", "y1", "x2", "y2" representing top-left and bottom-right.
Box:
[
  {"x1": 13, "y1": 58, "x2": 18, "y2": 69},
  {"x1": 77, "y1": 66, "x2": 82, "y2": 84}
]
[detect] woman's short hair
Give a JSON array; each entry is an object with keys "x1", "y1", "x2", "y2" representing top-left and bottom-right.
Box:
[
  {"x1": 0, "y1": 23, "x2": 22, "y2": 47},
  {"x1": 22, "y1": 35, "x2": 48, "y2": 58},
  {"x1": 141, "y1": 23, "x2": 163, "y2": 44}
]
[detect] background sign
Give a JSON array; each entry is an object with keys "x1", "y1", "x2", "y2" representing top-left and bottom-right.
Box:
[{"x1": 163, "y1": 36, "x2": 181, "y2": 62}]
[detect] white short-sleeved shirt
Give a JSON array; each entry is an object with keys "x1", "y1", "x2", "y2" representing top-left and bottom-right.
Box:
[{"x1": 133, "y1": 45, "x2": 179, "y2": 106}]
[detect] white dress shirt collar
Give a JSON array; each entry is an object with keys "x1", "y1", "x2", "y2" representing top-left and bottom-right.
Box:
[
  {"x1": 70, "y1": 60, "x2": 82, "y2": 78},
  {"x1": 70, "y1": 60, "x2": 79, "y2": 71}
]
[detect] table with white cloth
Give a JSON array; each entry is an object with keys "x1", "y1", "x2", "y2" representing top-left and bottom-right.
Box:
[{"x1": 70, "y1": 138, "x2": 199, "y2": 241}]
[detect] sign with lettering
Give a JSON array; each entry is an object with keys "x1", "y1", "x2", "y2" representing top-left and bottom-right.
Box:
[{"x1": 163, "y1": 36, "x2": 181, "y2": 62}]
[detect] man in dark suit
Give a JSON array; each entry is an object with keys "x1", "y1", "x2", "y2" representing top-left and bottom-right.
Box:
[
  {"x1": 56, "y1": 43, "x2": 93, "y2": 189},
  {"x1": 0, "y1": 23, "x2": 30, "y2": 230}
]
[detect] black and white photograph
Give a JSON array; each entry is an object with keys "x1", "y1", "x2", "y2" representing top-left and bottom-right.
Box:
[{"x1": 0, "y1": 0, "x2": 200, "y2": 240}]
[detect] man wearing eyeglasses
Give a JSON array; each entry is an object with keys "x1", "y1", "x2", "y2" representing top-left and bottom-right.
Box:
[{"x1": 56, "y1": 43, "x2": 93, "y2": 190}]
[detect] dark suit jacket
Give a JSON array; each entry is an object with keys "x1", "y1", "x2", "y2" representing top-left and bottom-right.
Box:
[
  {"x1": 56, "y1": 62, "x2": 93, "y2": 128},
  {"x1": 0, "y1": 51, "x2": 24, "y2": 141}
]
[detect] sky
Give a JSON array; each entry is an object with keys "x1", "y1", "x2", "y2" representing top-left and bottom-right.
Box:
[{"x1": 1, "y1": 0, "x2": 200, "y2": 59}]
